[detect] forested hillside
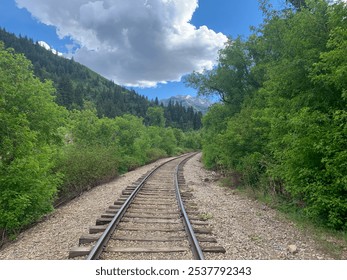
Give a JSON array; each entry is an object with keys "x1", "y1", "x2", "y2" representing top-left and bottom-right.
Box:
[
  {"x1": 0, "y1": 28, "x2": 202, "y2": 131},
  {"x1": 186, "y1": 0, "x2": 347, "y2": 230},
  {"x1": 0, "y1": 41, "x2": 202, "y2": 240}
]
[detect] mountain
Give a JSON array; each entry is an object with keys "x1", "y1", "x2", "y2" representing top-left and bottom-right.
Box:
[
  {"x1": 0, "y1": 27, "x2": 149, "y2": 117},
  {"x1": 160, "y1": 95, "x2": 213, "y2": 114},
  {"x1": 37, "y1": 41, "x2": 63, "y2": 56}
]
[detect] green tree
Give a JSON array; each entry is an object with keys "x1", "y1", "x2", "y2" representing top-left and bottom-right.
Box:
[
  {"x1": 0, "y1": 43, "x2": 66, "y2": 233},
  {"x1": 286, "y1": 0, "x2": 307, "y2": 10},
  {"x1": 189, "y1": 0, "x2": 347, "y2": 230},
  {"x1": 146, "y1": 106, "x2": 166, "y2": 127},
  {"x1": 200, "y1": 104, "x2": 231, "y2": 168},
  {"x1": 185, "y1": 38, "x2": 259, "y2": 115},
  {"x1": 56, "y1": 75, "x2": 74, "y2": 109}
]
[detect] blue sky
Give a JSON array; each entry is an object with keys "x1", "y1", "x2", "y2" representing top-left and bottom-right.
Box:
[{"x1": 0, "y1": 0, "x2": 283, "y2": 100}]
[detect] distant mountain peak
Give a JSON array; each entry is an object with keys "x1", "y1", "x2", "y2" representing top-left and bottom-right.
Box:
[
  {"x1": 160, "y1": 94, "x2": 213, "y2": 114},
  {"x1": 38, "y1": 41, "x2": 63, "y2": 56}
]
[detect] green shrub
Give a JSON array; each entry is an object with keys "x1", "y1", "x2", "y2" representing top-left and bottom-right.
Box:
[
  {"x1": 55, "y1": 145, "x2": 118, "y2": 199},
  {"x1": 145, "y1": 148, "x2": 168, "y2": 163},
  {"x1": 0, "y1": 153, "x2": 60, "y2": 232}
]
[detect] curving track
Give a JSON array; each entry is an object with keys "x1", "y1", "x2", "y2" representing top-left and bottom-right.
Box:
[{"x1": 69, "y1": 153, "x2": 225, "y2": 260}]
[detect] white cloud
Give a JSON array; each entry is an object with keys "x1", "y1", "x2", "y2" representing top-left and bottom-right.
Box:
[{"x1": 15, "y1": 0, "x2": 228, "y2": 87}]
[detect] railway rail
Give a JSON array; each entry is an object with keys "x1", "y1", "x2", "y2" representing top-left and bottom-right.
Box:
[{"x1": 69, "y1": 153, "x2": 225, "y2": 260}]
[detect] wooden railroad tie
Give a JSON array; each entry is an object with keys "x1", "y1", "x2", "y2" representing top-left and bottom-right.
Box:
[{"x1": 105, "y1": 247, "x2": 188, "y2": 253}]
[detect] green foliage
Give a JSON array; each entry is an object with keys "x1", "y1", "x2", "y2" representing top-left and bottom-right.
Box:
[
  {"x1": 182, "y1": 131, "x2": 203, "y2": 151},
  {"x1": 200, "y1": 104, "x2": 232, "y2": 168},
  {"x1": 145, "y1": 126, "x2": 177, "y2": 156},
  {"x1": 146, "y1": 106, "x2": 166, "y2": 127},
  {"x1": 302, "y1": 110, "x2": 347, "y2": 229},
  {"x1": 286, "y1": 0, "x2": 307, "y2": 10},
  {"x1": 185, "y1": 38, "x2": 258, "y2": 114},
  {"x1": 0, "y1": 43, "x2": 66, "y2": 232},
  {"x1": 191, "y1": 0, "x2": 347, "y2": 230},
  {"x1": 55, "y1": 144, "x2": 119, "y2": 199},
  {"x1": 163, "y1": 100, "x2": 203, "y2": 131},
  {"x1": 0, "y1": 153, "x2": 61, "y2": 230}
]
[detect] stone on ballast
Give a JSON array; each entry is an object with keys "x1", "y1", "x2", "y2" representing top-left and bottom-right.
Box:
[{"x1": 287, "y1": 244, "x2": 298, "y2": 254}]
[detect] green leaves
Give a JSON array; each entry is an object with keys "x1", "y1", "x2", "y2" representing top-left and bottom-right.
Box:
[
  {"x1": 311, "y1": 3, "x2": 347, "y2": 106},
  {"x1": 0, "y1": 44, "x2": 65, "y2": 232},
  {"x1": 146, "y1": 106, "x2": 165, "y2": 127},
  {"x1": 195, "y1": 1, "x2": 347, "y2": 230},
  {"x1": 185, "y1": 38, "x2": 258, "y2": 114}
]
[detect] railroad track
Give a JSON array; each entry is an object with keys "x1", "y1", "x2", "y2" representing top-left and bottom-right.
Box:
[{"x1": 69, "y1": 153, "x2": 225, "y2": 260}]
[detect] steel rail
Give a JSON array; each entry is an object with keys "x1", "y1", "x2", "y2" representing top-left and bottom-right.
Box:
[
  {"x1": 86, "y1": 153, "x2": 193, "y2": 260},
  {"x1": 174, "y1": 154, "x2": 205, "y2": 260}
]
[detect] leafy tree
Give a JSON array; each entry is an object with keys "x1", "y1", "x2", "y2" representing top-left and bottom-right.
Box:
[
  {"x1": 146, "y1": 106, "x2": 166, "y2": 127},
  {"x1": 190, "y1": 0, "x2": 347, "y2": 230},
  {"x1": 286, "y1": 0, "x2": 307, "y2": 10},
  {"x1": 0, "y1": 43, "x2": 66, "y2": 233},
  {"x1": 200, "y1": 104, "x2": 231, "y2": 168},
  {"x1": 185, "y1": 38, "x2": 259, "y2": 115},
  {"x1": 56, "y1": 75, "x2": 74, "y2": 108}
]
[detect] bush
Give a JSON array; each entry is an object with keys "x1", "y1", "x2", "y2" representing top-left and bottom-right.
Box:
[
  {"x1": 145, "y1": 148, "x2": 168, "y2": 162},
  {"x1": 0, "y1": 153, "x2": 60, "y2": 232},
  {"x1": 55, "y1": 145, "x2": 119, "y2": 200}
]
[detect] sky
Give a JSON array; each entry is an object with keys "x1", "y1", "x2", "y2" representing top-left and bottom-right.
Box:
[{"x1": 0, "y1": 0, "x2": 285, "y2": 100}]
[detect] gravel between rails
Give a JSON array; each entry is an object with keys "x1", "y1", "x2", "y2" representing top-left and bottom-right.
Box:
[{"x1": 0, "y1": 157, "x2": 176, "y2": 260}]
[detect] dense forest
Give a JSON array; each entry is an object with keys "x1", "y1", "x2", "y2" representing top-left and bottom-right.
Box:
[
  {"x1": 0, "y1": 41, "x2": 202, "y2": 239},
  {"x1": 186, "y1": 0, "x2": 347, "y2": 231},
  {"x1": 0, "y1": 28, "x2": 202, "y2": 131}
]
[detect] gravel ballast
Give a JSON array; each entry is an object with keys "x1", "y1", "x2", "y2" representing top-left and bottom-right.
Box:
[
  {"x1": 0, "y1": 153, "x2": 343, "y2": 260},
  {"x1": 183, "y1": 154, "x2": 340, "y2": 260}
]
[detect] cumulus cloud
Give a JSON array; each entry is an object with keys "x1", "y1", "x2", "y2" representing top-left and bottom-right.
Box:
[{"x1": 16, "y1": 0, "x2": 228, "y2": 87}]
